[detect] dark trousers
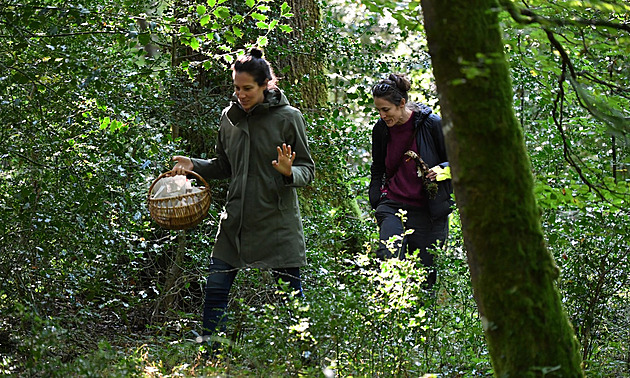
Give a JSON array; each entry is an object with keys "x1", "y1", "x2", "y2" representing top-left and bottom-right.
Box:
[
  {"x1": 202, "y1": 257, "x2": 302, "y2": 336},
  {"x1": 375, "y1": 199, "x2": 449, "y2": 289}
]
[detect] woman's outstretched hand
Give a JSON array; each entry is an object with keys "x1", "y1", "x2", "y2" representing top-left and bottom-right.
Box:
[
  {"x1": 272, "y1": 143, "x2": 294, "y2": 177},
  {"x1": 171, "y1": 156, "x2": 193, "y2": 175}
]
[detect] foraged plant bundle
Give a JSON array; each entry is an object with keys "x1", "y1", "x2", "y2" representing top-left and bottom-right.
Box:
[{"x1": 404, "y1": 150, "x2": 438, "y2": 199}]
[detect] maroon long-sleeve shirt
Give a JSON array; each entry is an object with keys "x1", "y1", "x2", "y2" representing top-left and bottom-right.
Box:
[{"x1": 383, "y1": 112, "x2": 427, "y2": 208}]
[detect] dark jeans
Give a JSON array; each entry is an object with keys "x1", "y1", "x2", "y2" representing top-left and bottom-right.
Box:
[
  {"x1": 202, "y1": 257, "x2": 302, "y2": 336},
  {"x1": 375, "y1": 199, "x2": 449, "y2": 289}
]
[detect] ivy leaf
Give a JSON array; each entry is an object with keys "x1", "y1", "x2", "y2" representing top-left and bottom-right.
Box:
[
  {"x1": 281, "y1": 2, "x2": 291, "y2": 14},
  {"x1": 251, "y1": 12, "x2": 267, "y2": 21},
  {"x1": 100, "y1": 117, "x2": 111, "y2": 130},
  {"x1": 179, "y1": 26, "x2": 191, "y2": 36},
  {"x1": 279, "y1": 24, "x2": 293, "y2": 33},
  {"x1": 213, "y1": 6, "x2": 230, "y2": 19},
  {"x1": 189, "y1": 37, "x2": 200, "y2": 50},
  {"x1": 256, "y1": 36, "x2": 268, "y2": 47},
  {"x1": 225, "y1": 32, "x2": 235, "y2": 44},
  {"x1": 232, "y1": 25, "x2": 243, "y2": 38}
]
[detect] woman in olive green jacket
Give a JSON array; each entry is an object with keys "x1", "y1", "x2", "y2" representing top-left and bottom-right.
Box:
[{"x1": 172, "y1": 48, "x2": 314, "y2": 340}]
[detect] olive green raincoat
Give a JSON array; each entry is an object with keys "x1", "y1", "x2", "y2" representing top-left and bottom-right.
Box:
[{"x1": 191, "y1": 89, "x2": 314, "y2": 269}]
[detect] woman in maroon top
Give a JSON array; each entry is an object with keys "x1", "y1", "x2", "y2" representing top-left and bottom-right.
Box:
[{"x1": 369, "y1": 73, "x2": 454, "y2": 289}]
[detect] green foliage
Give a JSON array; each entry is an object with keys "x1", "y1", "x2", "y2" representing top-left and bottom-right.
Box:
[
  {"x1": 178, "y1": 0, "x2": 294, "y2": 64},
  {"x1": 537, "y1": 192, "x2": 630, "y2": 376},
  {"x1": 501, "y1": 2, "x2": 629, "y2": 375}
]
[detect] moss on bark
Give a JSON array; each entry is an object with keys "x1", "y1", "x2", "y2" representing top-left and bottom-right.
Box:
[{"x1": 421, "y1": 0, "x2": 584, "y2": 376}]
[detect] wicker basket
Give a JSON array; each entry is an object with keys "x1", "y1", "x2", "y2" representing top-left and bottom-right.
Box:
[{"x1": 147, "y1": 170, "x2": 211, "y2": 230}]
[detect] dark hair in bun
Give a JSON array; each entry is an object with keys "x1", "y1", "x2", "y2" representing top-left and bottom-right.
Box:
[
  {"x1": 249, "y1": 48, "x2": 264, "y2": 59},
  {"x1": 371, "y1": 73, "x2": 411, "y2": 106},
  {"x1": 233, "y1": 48, "x2": 277, "y2": 88}
]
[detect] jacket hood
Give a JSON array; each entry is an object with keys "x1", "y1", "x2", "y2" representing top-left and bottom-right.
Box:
[
  {"x1": 263, "y1": 88, "x2": 289, "y2": 107},
  {"x1": 226, "y1": 89, "x2": 289, "y2": 125},
  {"x1": 229, "y1": 88, "x2": 289, "y2": 111},
  {"x1": 407, "y1": 102, "x2": 433, "y2": 119}
]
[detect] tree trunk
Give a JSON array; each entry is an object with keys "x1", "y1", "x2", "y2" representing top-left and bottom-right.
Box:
[
  {"x1": 275, "y1": 0, "x2": 362, "y2": 226},
  {"x1": 421, "y1": 1, "x2": 584, "y2": 375},
  {"x1": 276, "y1": 0, "x2": 327, "y2": 111}
]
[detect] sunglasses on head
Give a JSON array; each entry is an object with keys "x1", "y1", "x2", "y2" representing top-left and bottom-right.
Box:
[{"x1": 373, "y1": 83, "x2": 393, "y2": 93}]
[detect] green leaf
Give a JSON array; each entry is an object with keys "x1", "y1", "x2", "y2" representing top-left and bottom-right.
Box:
[
  {"x1": 179, "y1": 26, "x2": 191, "y2": 35},
  {"x1": 251, "y1": 12, "x2": 267, "y2": 21},
  {"x1": 100, "y1": 117, "x2": 111, "y2": 130},
  {"x1": 109, "y1": 119, "x2": 122, "y2": 132},
  {"x1": 256, "y1": 36, "x2": 268, "y2": 47},
  {"x1": 279, "y1": 24, "x2": 293, "y2": 33},
  {"x1": 196, "y1": 5, "x2": 206, "y2": 15},
  {"x1": 232, "y1": 25, "x2": 243, "y2": 38},
  {"x1": 190, "y1": 37, "x2": 200, "y2": 50},
  {"x1": 225, "y1": 32, "x2": 235, "y2": 44},
  {"x1": 200, "y1": 15, "x2": 210, "y2": 26},
  {"x1": 256, "y1": 21, "x2": 269, "y2": 29},
  {"x1": 138, "y1": 33, "x2": 150, "y2": 46},
  {"x1": 257, "y1": 5, "x2": 271, "y2": 12},
  {"x1": 207, "y1": 0, "x2": 216, "y2": 7},
  {"x1": 281, "y1": 2, "x2": 291, "y2": 14},
  {"x1": 213, "y1": 6, "x2": 230, "y2": 19},
  {"x1": 246, "y1": 0, "x2": 255, "y2": 7}
]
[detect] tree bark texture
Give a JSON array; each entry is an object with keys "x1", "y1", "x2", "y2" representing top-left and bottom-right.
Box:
[
  {"x1": 421, "y1": 1, "x2": 583, "y2": 376},
  {"x1": 276, "y1": 0, "x2": 327, "y2": 110}
]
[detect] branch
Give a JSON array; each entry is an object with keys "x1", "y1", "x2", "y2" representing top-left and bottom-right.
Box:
[
  {"x1": 578, "y1": 71, "x2": 630, "y2": 98},
  {"x1": 543, "y1": 28, "x2": 577, "y2": 78},
  {"x1": 552, "y1": 65, "x2": 601, "y2": 198},
  {"x1": 551, "y1": 64, "x2": 628, "y2": 209},
  {"x1": 541, "y1": 28, "x2": 630, "y2": 138},
  {"x1": 521, "y1": 9, "x2": 630, "y2": 33},
  {"x1": 500, "y1": 0, "x2": 630, "y2": 33}
]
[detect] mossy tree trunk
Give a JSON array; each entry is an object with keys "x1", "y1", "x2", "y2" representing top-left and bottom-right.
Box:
[
  {"x1": 421, "y1": 1, "x2": 583, "y2": 376},
  {"x1": 276, "y1": 0, "x2": 327, "y2": 111}
]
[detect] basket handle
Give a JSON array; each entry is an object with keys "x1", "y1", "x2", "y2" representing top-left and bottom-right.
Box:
[{"x1": 147, "y1": 169, "x2": 210, "y2": 200}]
